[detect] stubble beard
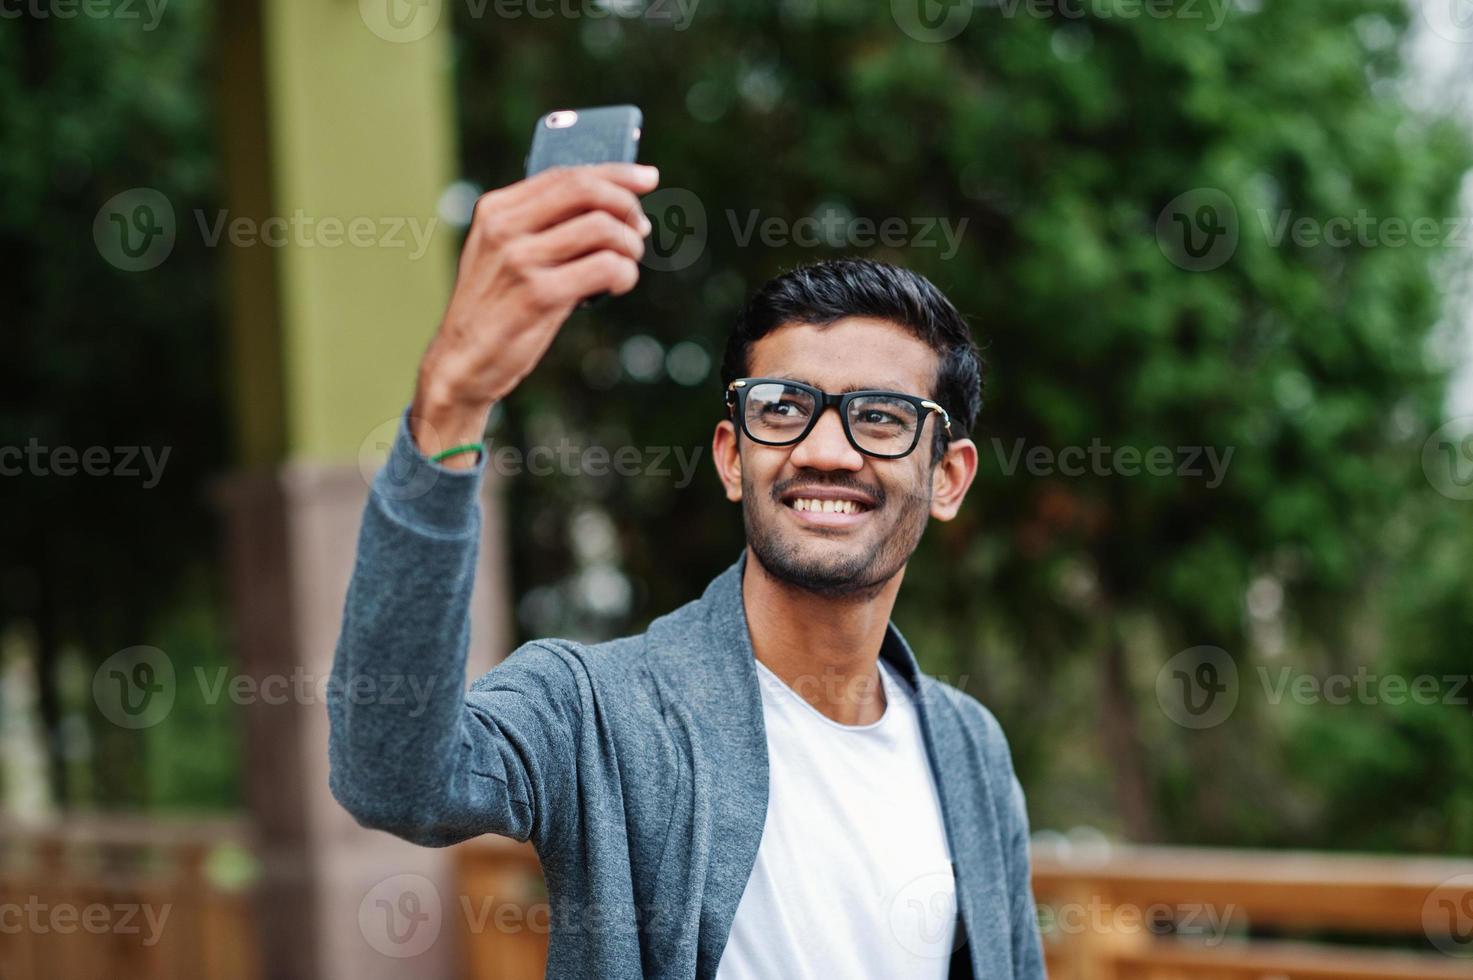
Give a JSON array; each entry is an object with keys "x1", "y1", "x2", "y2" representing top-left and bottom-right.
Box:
[{"x1": 741, "y1": 469, "x2": 932, "y2": 601}]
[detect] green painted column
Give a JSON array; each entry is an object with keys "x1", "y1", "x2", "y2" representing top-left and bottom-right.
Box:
[
  {"x1": 215, "y1": 4, "x2": 510, "y2": 978},
  {"x1": 222, "y1": 0, "x2": 458, "y2": 467}
]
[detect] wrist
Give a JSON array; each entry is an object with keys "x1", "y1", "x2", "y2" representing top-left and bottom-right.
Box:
[{"x1": 410, "y1": 373, "x2": 493, "y2": 466}]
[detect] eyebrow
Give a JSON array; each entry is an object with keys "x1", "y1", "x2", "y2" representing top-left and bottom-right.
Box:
[{"x1": 768, "y1": 374, "x2": 916, "y2": 394}]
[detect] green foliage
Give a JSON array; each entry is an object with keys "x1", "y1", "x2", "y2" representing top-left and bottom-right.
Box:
[
  {"x1": 455, "y1": 0, "x2": 1473, "y2": 850},
  {"x1": 0, "y1": 0, "x2": 227, "y2": 808}
]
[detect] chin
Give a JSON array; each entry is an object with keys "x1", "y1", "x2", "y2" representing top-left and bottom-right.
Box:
[{"x1": 753, "y1": 533, "x2": 890, "y2": 598}]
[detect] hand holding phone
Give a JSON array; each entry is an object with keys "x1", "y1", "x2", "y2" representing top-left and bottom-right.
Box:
[
  {"x1": 410, "y1": 158, "x2": 658, "y2": 464},
  {"x1": 525, "y1": 105, "x2": 644, "y2": 308}
]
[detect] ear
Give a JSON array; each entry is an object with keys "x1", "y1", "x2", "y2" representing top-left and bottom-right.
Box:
[
  {"x1": 930, "y1": 437, "x2": 978, "y2": 521},
  {"x1": 712, "y1": 419, "x2": 743, "y2": 502}
]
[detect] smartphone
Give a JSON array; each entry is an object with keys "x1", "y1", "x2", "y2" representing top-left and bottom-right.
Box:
[
  {"x1": 525, "y1": 105, "x2": 644, "y2": 308},
  {"x1": 525, "y1": 105, "x2": 642, "y2": 176}
]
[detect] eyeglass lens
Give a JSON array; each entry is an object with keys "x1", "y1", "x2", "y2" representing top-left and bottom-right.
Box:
[{"x1": 742, "y1": 382, "x2": 921, "y2": 455}]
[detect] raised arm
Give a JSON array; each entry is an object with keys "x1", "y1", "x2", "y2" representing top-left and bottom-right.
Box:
[{"x1": 326, "y1": 162, "x2": 659, "y2": 850}]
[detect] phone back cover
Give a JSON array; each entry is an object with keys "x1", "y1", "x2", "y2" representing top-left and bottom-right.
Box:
[{"x1": 525, "y1": 105, "x2": 642, "y2": 177}]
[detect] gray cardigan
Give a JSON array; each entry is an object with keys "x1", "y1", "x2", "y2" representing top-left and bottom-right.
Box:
[{"x1": 328, "y1": 417, "x2": 1046, "y2": 979}]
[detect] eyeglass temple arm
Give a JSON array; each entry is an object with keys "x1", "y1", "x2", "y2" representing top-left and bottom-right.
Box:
[{"x1": 920, "y1": 399, "x2": 952, "y2": 433}]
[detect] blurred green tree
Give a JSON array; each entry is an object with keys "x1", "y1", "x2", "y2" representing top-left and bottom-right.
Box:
[
  {"x1": 0, "y1": 0, "x2": 233, "y2": 809},
  {"x1": 453, "y1": 0, "x2": 1473, "y2": 850}
]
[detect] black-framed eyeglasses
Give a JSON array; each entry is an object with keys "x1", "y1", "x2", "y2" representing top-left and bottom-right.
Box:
[{"x1": 725, "y1": 377, "x2": 952, "y2": 460}]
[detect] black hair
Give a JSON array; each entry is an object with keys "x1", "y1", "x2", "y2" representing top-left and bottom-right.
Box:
[{"x1": 720, "y1": 257, "x2": 983, "y2": 461}]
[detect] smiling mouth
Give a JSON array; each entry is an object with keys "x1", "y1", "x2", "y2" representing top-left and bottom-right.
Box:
[{"x1": 783, "y1": 496, "x2": 873, "y2": 516}]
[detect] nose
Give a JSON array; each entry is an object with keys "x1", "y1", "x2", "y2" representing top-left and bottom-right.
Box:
[{"x1": 787, "y1": 405, "x2": 865, "y2": 471}]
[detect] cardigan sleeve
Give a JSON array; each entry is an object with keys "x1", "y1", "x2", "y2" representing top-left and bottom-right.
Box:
[{"x1": 326, "y1": 412, "x2": 582, "y2": 854}]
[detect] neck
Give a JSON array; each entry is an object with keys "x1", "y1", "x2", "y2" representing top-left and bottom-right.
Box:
[{"x1": 741, "y1": 546, "x2": 904, "y2": 726}]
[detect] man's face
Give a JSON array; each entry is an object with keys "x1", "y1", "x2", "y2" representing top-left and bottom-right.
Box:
[{"x1": 712, "y1": 317, "x2": 978, "y2": 599}]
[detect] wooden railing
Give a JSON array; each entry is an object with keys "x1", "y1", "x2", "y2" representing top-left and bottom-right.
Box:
[
  {"x1": 453, "y1": 836, "x2": 551, "y2": 979},
  {"x1": 0, "y1": 815, "x2": 260, "y2": 980},
  {"x1": 1030, "y1": 844, "x2": 1473, "y2": 979},
  {"x1": 456, "y1": 840, "x2": 1473, "y2": 979},
  {"x1": 5, "y1": 818, "x2": 1468, "y2": 979}
]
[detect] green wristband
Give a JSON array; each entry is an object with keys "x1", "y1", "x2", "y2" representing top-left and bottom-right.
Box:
[{"x1": 430, "y1": 442, "x2": 484, "y2": 464}]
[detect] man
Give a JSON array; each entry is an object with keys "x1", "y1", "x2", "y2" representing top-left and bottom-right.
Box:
[{"x1": 328, "y1": 162, "x2": 1045, "y2": 980}]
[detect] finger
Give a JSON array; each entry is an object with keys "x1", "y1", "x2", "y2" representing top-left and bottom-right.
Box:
[
  {"x1": 527, "y1": 162, "x2": 659, "y2": 195},
  {"x1": 504, "y1": 168, "x2": 653, "y2": 237},
  {"x1": 522, "y1": 210, "x2": 647, "y2": 267},
  {"x1": 469, "y1": 163, "x2": 657, "y2": 237},
  {"x1": 536, "y1": 249, "x2": 641, "y2": 306}
]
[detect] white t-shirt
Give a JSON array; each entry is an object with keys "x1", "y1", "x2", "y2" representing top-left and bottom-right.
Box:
[{"x1": 715, "y1": 657, "x2": 959, "y2": 980}]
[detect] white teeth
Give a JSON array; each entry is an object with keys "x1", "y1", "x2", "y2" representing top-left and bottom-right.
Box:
[{"x1": 789, "y1": 497, "x2": 863, "y2": 514}]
